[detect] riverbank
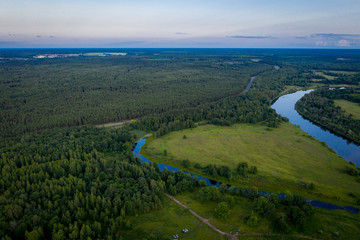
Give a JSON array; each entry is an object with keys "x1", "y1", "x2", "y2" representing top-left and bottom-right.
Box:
[
  {"x1": 272, "y1": 90, "x2": 360, "y2": 166},
  {"x1": 141, "y1": 123, "x2": 360, "y2": 207},
  {"x1": 295, "y1": 89, "x2": 360, "y2": 145}
]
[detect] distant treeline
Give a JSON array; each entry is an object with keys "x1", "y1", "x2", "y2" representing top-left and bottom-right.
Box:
[
  {"x1": 0, "y1": 54, "x2": 267, "y2": 137},
  {"x1": 1, "y1": 49, "x2": 360, "y2": 239},
  {"x1": 132, "y1": 66, "x2": 305, "y2": 136},
  {"x1": 2, "y1": 49, "x2": 360, "y2": 138}
]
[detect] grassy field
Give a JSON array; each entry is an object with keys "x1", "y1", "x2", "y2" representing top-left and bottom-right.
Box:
[
  {"x1": 173, "y1": 191, "x2": 360, "y2": 240},
  {"x1": 313, "y1": 71, "x2": 337, "y2": 80},
  {"x1": 120, "y1": 190, "x2": 360, "y2": 240},
  {"x1": 121, "y1": 196, "x2": 222, "y2": 240},
  {"x1": 328, "y1": 70, "x2": 358, "y2": 75},
  {"x1": 334, "y1": 99, "x2": 360, "y2": 119},
  {"x1": 142, "y1": 123, "x2": 360, "y2": 206}
]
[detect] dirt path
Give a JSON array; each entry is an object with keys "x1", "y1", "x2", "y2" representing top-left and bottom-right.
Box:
[
  {"x1": 165, "y1": 193, "x2": 323, "y2": 240},
  {"x1": 164, "y1": 193, "x2": 238, "y2": 240}
]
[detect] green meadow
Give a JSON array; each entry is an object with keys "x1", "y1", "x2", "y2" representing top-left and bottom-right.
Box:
[
  {"x1": 175, "y1": 191, "x2": 360, "y2": 240},
  {"x1": 122, "y1": 196, "x2": 223, "y2": 240},
  {"x1": 334, "y1": 99, "x2": 360, "y2": 120},
  {"x1": 313, "y1": 71, "x2": 337, "y2": 80},
  {"x1": 123, "y1": 191, "x2": 360, "y2": 240},
  {"x1": 142, "y1": 123, "x2": 360, "y2": 206}
]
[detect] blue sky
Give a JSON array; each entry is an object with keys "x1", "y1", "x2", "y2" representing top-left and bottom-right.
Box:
[{"x1": 1, "y1": 0, "x2": 360, "y2": 48}]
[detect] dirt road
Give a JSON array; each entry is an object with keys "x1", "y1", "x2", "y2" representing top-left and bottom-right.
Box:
[
  {"x1": 165, "y1": 193, "x2": 322, "y2": 240},
  {"x1": 164, "y1": 193, "x2": 238, "y2": 240}
]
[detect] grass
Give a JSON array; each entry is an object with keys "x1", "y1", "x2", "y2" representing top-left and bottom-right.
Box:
[
  {"x1": 334, "y1": 99, "x2": 360, "y2": 120},
  {"x1": 313, "y1": 71, "x2": 337, "y2": 80},
  {"x1": 328, "y1": 70, "x2": 358, "y2": 75},
  {"x1": 142, "y1": 123, "x2": 360, "y2": 206},
  {"x1": 120, "y1": 190, "x2": 360, "y2": 240},
  {"x1": 129, "y1": 129, "x2": 149, "y2": 139},
  {"x1": 121, "y1": 196, "x2": 223, "y2": 240},
  {"x1": 170, "y1": 191, "x2": 360, "y2": 240},
  {"x1": 279, "y1": 85, "x2": 305, "y2": 97}
]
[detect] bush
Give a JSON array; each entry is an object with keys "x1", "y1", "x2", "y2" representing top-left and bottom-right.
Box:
[
  {"x1": 182, "y1": 159, "x2": 191, "y2": 168},
  {"x1": 288, "y1": 206, "x2": 306, "y2": 230},
  {"x1": 196, "y1": 186, "x2": 221, "y2": 202},
  {"x1": 274, "y1": 213, "x2": 288, "y2": 232},
  {"x1": 255, "y1": 196, "x2": 275, "y2": 216},
  {"x1": 214, "y1": 202, "x2": 230, "y2": 220},
  {"x1": 246, "y1": 211, "x2": 259, "y2": 227}
]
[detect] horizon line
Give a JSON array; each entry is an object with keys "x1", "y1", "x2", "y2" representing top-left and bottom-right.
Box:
[{"x1": 1, "y1": 47, "x2": 360, "y2": 50}]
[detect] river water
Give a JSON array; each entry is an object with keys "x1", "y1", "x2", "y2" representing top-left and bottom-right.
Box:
[
  {"x1": 245, "y1": 76, "x2": 256, "y2": 92},
  {"x1": 132, "y1": 90, "x2": 359, "y2": 214},
  {"x1": 271, "y1": 90, "x2": 360, "y2": 166}
]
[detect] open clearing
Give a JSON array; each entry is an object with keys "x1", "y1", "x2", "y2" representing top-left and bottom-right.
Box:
[
  {"x1": 124, "y1": 190, "x2": 360, "y2": 240},
  {"x1": 173, "y1": 191, "x2": 360, "y2": 240},
  {"x1": 334, "y1": 99, "x2": 360, "y2": 119},
  {"x1": 313, "y1": 71, "x2": 337, "y2": 80},
  {"x1": 121, "y1": 196, "x2": 221, "y2": 240},
  {"x1": 143, "y1": 123, "x2": 360, "y2": 205}
]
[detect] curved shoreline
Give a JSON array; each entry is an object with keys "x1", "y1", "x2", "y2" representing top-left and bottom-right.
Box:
[
  {"x1": 295, "y1": 101, "x2": 360, "y2": 146},
  {"x1": 271, "y1": 90, "x2": 360, "y2": 166}
]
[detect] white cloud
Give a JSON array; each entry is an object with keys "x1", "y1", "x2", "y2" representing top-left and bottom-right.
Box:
[
  {"x1": 337, "y1": 39, "x2": 350, "y2": 47},
  {"x1": 315, "y1": 40, "x2": 328, "y2": 46}
]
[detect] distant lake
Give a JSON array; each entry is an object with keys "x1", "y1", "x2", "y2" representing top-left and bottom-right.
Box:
[{"x1": 271, "y1": 90, "x2": 360, "y2": 166}]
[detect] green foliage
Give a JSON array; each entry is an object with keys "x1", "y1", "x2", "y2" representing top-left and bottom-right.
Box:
[
  {"x1": 343, "y1": 165, "x2": 360, "y2": 177},
  {"x1": 0, "y1": 127, "x2": 199, "y2": 239},
  {"x1": 181, "y1": 159, "x2": 191, "y2": 168},
  {"x1": 246, "y1": 211, "x2": 259, "y2": 227},
  {"x1": 146, "y1": 232, "x2": 171, "y2": 240},
  {"x1": 1, "y1": 49, "x2": 359, "y2": 239},
  {"x1": 222, "y1": 195, "x2": 236, "y2": 208},
  {"x1": 236, "y1": 161, "x2": 258, "y2": 176},
  {"x1": 214, "y1": 202, "x2": 230, "y2": 220},
  {"x1": 288, "y1": 206, "x2": 306, "y2": 230},
  {"x1": 219, "y1": 183, "x2": 228, "y2": 193},
  {"x1": 145, "y1": 122, "x2": 360, "y2": 204},
  {"x1": 203, "y1": 164, "x2": 231, "y2": 179},
  {"x1": 196, "y1": 186, "x2": 221, "y2": 202},
  {"x1": 1, "y1": 49, "x2": 275, "y2": 138},
  {"x1": 254, "y1": 196, "x2": 275, "y2": 216},
  {"x1": 284, "y1": 191, "x2": 294, "y2": 206},
  {"x1": 274, "y1": 213, "x2": 288, "y2": 232},
  {"x1": 296, "y1": 88, "x2": 360, "y2": 144}
]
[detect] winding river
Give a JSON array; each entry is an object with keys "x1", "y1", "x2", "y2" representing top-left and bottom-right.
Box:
[
  {"x1": 271, "y1": 90, "x2": 360, "y2": 166},
  {"x1": 132, "y1": 90, "x2": 359, "y2": 214}
]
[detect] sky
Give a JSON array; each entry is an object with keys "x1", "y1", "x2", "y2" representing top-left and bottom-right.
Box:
[{"x1": 1, "y1": 0, "x2": 360, "y2": 48}]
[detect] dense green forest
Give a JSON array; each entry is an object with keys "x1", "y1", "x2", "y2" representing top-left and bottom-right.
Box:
[
  {"x1": 1, "y1": 49, "x2": 360, "y2": 239},
  {"x1": 2, "y1": 49, "x2": 360, "y2": 138},
  {"x1": 0, "y1": 125, "x2": 321, "y2": 239},
  {"x1": 296, "y1": 88, "x2": 360, "y2": 144},
  {"x1": 0, "y1": 50, "x2": 270, "y2": 137},
  {"x1": 0, "y1": 126, "x2": 200, "y2": 239}
]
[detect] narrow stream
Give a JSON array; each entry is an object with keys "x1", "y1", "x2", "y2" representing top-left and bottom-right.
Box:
[
  {"x1": 245, "y1": 76, "x2": 256, "y2": 92},
  {"x1": 133, "y1": 138, "x2": 359, "y2": 214},
  {"x1": 132, "y1": 89, "x2": 359, "y2": 214}
]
